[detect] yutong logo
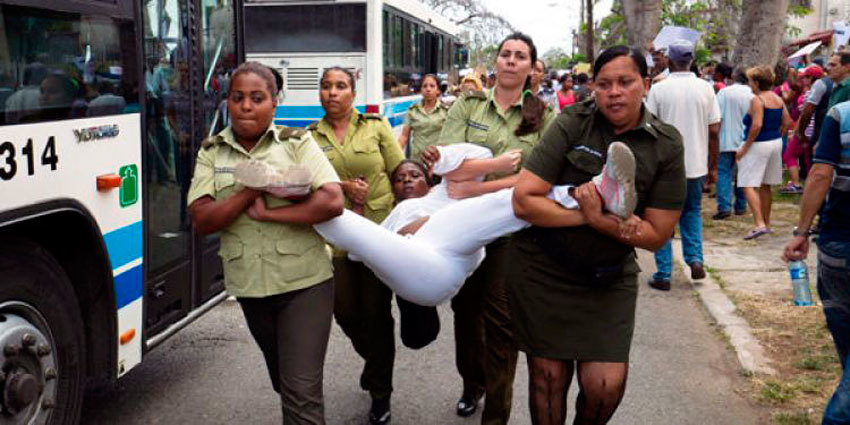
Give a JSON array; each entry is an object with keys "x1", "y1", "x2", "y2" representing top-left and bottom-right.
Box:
[{"x1": 74, "y1": 125, "x2": 120, "y2": 142}]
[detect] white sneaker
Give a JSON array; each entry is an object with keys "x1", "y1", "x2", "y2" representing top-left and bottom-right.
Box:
[{"x1": 591, "y1": 141, "x2": 637, "y2": 219}]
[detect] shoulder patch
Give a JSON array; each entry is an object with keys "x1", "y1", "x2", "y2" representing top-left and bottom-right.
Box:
[
  {"x1": 306, "y1": 121, "x2": 319, "y2": 131},
  {"x1": 362, "y1": 112, "x2": 384, "y2": 120},
  {"x1": 460, "y1": 90, "x2": 487, "y2": 100},
  {"x1": 201, "y1": 136, "x2": 218, "y2": 150},
  {"x1": 651, "y1": 119, "x2": 682, "y2": 141},
  {"x1": 278, "y1": 126, "x2": 307, "y2": 140}
]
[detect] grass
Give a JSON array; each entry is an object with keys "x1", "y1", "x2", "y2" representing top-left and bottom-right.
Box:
[
  {"x1": 760, "y1": 380, "x2": 797, "y2": 404},
  {"x1": 773, "y1": 411, "x2": 814, "y2": 425}
]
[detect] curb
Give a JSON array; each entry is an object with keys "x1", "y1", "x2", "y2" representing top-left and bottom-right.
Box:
[{"x1": 671, "y1": 240, "x2": 777, "y2": 375}]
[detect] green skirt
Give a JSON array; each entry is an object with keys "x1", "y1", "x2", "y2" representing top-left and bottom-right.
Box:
[{"x1": 507, "y1": 234, "x2": 638, "y2": 363}]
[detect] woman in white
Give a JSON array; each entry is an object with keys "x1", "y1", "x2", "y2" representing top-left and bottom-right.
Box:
[{"x1": 238, "y1": 142, "x2": 639, "y2": 306}]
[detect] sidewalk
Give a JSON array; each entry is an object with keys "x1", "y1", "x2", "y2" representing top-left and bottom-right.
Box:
[{"x1": 667, "y1": 196, "x2": 836, "y2": 423}]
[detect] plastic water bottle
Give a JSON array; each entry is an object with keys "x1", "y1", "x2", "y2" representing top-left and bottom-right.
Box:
[{"x1": 788, "y1": 260, "x2": 814, "y2": 306}]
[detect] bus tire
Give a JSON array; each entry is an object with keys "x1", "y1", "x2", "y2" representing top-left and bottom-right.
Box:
[{"x1": 0, "y1": 239, "x2": 86, "y2": 425}]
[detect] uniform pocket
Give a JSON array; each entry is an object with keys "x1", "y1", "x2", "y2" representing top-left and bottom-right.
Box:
[
  {"x1": 565, "y1": 149, "x2": 604, "y2": 176},
  {"x1": 271, "y1": 240, "x2": 321, "y2": 282},
  {"x1": 352, "y1": 137, "x2": 380, "y2": 154},
  {"x1": 214, "y1": 172, "x2": 236, "y2": 194},
  {"x1": 219, "y1": 241, "x2": 248, "y2": 293}
]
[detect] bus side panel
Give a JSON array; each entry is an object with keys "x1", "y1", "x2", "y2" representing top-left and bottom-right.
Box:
[
  {"x1": 247, "y1": 53, "x2": 367, "y2": 127},
  {"x1": 0, "y1": 113, "x2": 144, "y2": 377}
]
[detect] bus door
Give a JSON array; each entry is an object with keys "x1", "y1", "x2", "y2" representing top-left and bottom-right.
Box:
[{"x1": 142, "y1": 0, "x2": 237, "y2": 337}]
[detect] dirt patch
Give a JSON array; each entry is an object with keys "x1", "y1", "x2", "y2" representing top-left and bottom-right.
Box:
[{"x1": 699, "y1": 192, "x2": 840, "y2": 424}]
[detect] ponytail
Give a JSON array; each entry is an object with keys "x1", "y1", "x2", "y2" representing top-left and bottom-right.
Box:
[{"x1": 515, "y1": 75, "x2": 546, "y2": 137}]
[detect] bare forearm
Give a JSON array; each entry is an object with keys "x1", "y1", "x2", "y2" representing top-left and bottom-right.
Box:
[
  {"x1": 708, "y1": 133, "x2": 719, "y2": 170},
  {"x1": 587, "y1": 214, "x2": 668, "y2": 251},
  {"x1": 190, "y1": 190, "x2": 258, "y2": 235},
  {"x1": 512, "y1": 194, "x2": 587, "y2": 227},
  {"x1": 261, "y1": 185, "x2": 344, "y2": 224},
  {"x1": 796, "y1": 166, "x2": 833, "y2": 231},
  {"x1": 796, "y1": 107, "x2": 814, "y2": 137}
]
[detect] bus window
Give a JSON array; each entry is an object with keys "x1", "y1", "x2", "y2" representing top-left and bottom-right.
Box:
[
  {"x1": 244, "y1": 4, "x2": 366, "y2": 53},
  {"x1": 0, "y1": 4, "x2": 140, "y2": 126}
]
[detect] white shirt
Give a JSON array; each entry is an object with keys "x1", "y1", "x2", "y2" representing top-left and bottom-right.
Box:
[
  {"x1": 646, "y1": 72, "x2": 721, "y2": 178},
  {"x1": 716, "y1": 83, "x2": 754, "y2": 152}
]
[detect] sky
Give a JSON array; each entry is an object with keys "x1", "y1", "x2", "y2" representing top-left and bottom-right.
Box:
[{"x1": 484, "y1": 0, "x2": 614, "y2": 55}]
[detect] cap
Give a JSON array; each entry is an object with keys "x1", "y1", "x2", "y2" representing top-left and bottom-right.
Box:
[
  {"x1": 799, "y1": 65, "x2": 824, "y2": 79},
  {"x1": 667, "y1": 40, "x2": 694, "y2": 62}
]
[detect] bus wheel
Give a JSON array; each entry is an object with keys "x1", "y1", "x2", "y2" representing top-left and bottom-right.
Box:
[{"x1": 0, "y1": 240, "x2": 85, "y2": 425}]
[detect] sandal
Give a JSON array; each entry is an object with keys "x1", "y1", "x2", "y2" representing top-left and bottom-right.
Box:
[{"x1": 743, "y1": 227, "x2": 770, "y2": 240}]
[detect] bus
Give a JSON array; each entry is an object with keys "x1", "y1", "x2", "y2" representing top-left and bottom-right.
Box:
[
  {"x1": 242, "y1": 0, "x2": 467, "y2": 134},
  {"x1": 0, "y1": 0, "x2": 243, "y2": 422}
]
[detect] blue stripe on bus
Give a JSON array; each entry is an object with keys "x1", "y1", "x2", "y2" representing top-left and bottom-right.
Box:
[
  {"x1": 114, "y1": 263, "x2": 143, "y2": 309},
  {"x1": 103, "y1": 221, "x2": 143, "y2": 270},
  {"x1": 387, "y1": 116, "x2": 405, "y2": 127},
  {"x1": 275, "y1": 119, "x2": 318, "y2": 128},
  {"x1": 274, "y1": 105, "x2": 366, "y2": 121}
]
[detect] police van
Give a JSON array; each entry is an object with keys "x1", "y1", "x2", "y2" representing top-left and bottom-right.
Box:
[{"x1": 0, "y1": 0, "x2": 243, "y2": 422}]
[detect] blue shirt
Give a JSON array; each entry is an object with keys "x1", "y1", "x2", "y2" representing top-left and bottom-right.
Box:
[
  {"x1": 717, "y1": 84, "x2": 753, "y2": 152},
  {"x1": 814, "y1": 101, "x2": 850, "y2": 242}
]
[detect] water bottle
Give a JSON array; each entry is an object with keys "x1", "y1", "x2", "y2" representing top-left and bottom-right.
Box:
[{"x1": 788, "y1": 260, "x2": 814, "y2": 306}]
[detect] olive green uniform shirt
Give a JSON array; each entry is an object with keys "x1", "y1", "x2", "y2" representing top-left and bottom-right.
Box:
[
  {"x1": 437, "y1": 89, "x2": 556, "y2": 179},
  {"x1": 403, "y1": 100, "x2": 449, "y2": 161},
  {"x1": 523, "y1": 99, "x2": 686, "y2": 272},
  {"x1": 309, "y1": 109, "x2": 405, "y2": 224},
  {"x1": 829, "y1": 77, "x2": 850, "y2": 109},
  {"x1": 186, "y1": 124, "x2": 340, "y2": 298}
]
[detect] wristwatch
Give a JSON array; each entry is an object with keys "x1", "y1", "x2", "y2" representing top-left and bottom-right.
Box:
[{"x1": 792, "y1": 226, "x2": 811, "y2": 237}]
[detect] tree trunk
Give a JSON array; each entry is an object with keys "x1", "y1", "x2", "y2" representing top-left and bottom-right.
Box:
[
  {"x1": 733, "y1": 0, "x2": 790, "y2": 68},
  {"x1": 586, "y1": 0, "x2": 594, "y2": 62},
  {"x1": 623, "y1": 0, "x2": 661, "y2": 49}
]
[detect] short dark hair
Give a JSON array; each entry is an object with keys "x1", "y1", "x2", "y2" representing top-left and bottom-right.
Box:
[
  {"x1": 576, "y1": 73, "x2": 589, "y2": 84},
  {"x1": 593, "y1": 45, "x2": 648, "y2": 79},
  {"x1": 391, "y1": 160, "x2": 430, "y2": 185},
  {"x1": 716, "y1": 62, "x2": 733, "y2": 79},
  {"x1": 840, "y1": 52, "x2": 850, "y2": 66},
  {"x1": 733, "y1": 66, "x2": 748, "y2": 84},
  {"x1": 321, "y1": 66, "x2": 356, "y2": 91},
  {"x1": 230, "y1": 61, "x2": 277, "y2": 97}
]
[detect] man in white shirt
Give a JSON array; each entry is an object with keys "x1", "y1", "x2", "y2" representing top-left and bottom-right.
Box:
[
  {"x1": 645, "y1": 39, "x2": 721, "y2": 290},
  {"x1": 713, "y1": 68, "x2": 753, "y2": 219}
]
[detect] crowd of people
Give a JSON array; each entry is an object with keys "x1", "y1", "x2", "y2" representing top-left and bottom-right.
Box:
[{"x1": 184, "y1": 28, "x2": 850, "y2": 425}]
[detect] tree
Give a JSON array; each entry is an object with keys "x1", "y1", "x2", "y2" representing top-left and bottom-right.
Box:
[
  {"x1": 422, "y1": 0, "x2": 515, "y2": 67},
  {"x1": 586, "y1": 0, "x2": 595, "y2": 62},
  {"x1": 623, "y1": 0, "x2": 661, "y2": 48},
  {"x1": 542, "y1": 47, "x2": 571, "y2": 70},
  {"x1": 732, "y1": 0, "x2": 790, "y2": 68}
]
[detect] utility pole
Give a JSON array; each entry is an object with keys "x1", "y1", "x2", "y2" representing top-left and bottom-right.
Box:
[{"x1": 586, "y1": 0, "x2": 594, "y2": 62}]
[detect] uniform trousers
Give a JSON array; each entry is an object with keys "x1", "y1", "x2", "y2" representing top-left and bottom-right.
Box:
[
  {"x1": 450, "y1": 272, "x2": 486, "y2": 400},
  {"x1": 237, "y1": 279, "x2": 334, "y2": 425},
  {"x1": 333, "y1": 257, "x2": 395, "y2": 400},
  {"x1": 473, "y1": 237, "x2": 519, "y2": 425}
]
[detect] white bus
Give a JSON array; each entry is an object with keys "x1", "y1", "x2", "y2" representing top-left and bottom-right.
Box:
[
  {"x1": 243, "y1": 0, "x2": 467, "y2": 132},
  {"x1": 0, "y1": 0, "x2": 244, "y2": 422}
]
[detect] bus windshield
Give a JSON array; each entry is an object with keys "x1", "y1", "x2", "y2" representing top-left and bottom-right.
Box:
[{"x1": 244, "y1": 4, "x2": 366, "y2": 53}]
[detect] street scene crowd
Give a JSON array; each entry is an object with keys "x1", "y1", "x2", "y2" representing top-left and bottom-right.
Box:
[{"x1": 184, "y1": 11, "x2": 850, "y2": 425}]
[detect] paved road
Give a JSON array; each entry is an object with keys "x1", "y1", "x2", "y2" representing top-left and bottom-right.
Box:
[{"x1": 81, "y1": 251, "x2": 764, "y2": 424}]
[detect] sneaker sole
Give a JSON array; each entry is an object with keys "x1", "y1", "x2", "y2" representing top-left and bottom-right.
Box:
[
  {"x1": 234, "y1": 160, "x2": 275, "y2": 188},
  {"x1": 607, "y1": 141, "x2": 637, "y2": 219}
]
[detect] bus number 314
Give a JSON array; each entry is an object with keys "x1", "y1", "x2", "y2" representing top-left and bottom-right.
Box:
[{"x1": 0, "y1": 137, "x2": 59, "y2": 181}]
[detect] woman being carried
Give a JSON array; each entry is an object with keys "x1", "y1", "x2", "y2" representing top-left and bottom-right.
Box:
[{"x1": 238, "y1": 139, "x2": 639, "y2": 307}]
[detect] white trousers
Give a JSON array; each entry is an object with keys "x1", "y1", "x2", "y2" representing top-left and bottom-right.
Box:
[{"x1": 314, "y1": 188, "x2": 528, "y2": 306}]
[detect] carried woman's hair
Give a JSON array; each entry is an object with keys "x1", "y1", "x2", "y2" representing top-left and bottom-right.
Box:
[
  {"x1": 321, "y1": 66, "x2": 356, "y2": 91},
  {"x1": 390, "y1": 159, "x2": 432, "y2": 186},
  {"x1": 592, "y1": 45, "x2": 648, "y2": 79},
  {"x1": 497, "y1": 32, "x2": 546, "y2": 137},
  {"x1": 229, "y1": 61, "x2": 278, "y2": 98}
]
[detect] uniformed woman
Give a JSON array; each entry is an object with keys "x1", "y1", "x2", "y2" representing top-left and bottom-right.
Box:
[
  {"x1": 511, "y1": 46, "x2": 686, "y2": 424},
  {"x1": 397, "y1": 74, "x2": 449, "y2": 161},
  {"x1": 309, "y1": 67, "x2": 404, "y2": 425},
  {"x1": 187, "y1": 62, "x2": 344, "y2": 424},
  {"x1": 421, "y1": 32, "x2": 555, "y2": 422}
]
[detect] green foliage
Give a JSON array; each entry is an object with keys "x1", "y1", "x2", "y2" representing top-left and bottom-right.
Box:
[{"x1": 774, "y1": 411, "x2": 814, "y2": 425}]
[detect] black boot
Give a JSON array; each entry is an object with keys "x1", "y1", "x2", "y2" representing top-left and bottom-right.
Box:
[{"x1": 369, "y1": 396, "x2": 391, "y2": 424}]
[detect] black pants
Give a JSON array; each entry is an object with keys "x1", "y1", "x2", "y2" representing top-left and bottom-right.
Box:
[
  {"x1": 238, "y1": 280, "x2": 334, "y2": 425},
  {"x1": 333, "y1": 257, "x2": 395, "y2": 400}
]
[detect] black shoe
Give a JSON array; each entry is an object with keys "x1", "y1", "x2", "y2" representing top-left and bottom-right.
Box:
[
  {"x1": 734, "y1": 209, "x2": 747, "y2": 216},
  {"x1": 456, "y1": 396, "x2": 479, "y2": 417},
  {"x1": 712, "y1": 211, "x2": 731, "y2": 220},
  {"x1": 648, "y1": 277, "x2": 671, "y2": 291},
  {"x1": 689, "y1": 262, "x2": 706, "y2": 280},
  {"x1": 369, "y1": 397, "x2": 391, "y2": 424}
]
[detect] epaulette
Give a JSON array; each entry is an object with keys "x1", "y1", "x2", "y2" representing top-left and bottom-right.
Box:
[
  {"x1": 306, "y1": 121, "x2": 319, "y2": 131},
  {"x1": 362, "y1": 112, "x2": 384, "y2": 120},
  {"x1": 278, "y1": 127, "x2": 307, "y2": 140},
  {"x1": 460, "y1": 90, "x2": 487, "y2": 100},
  {"x1": 201, "y1": 136, "x2": 219, "y2": 150}
]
